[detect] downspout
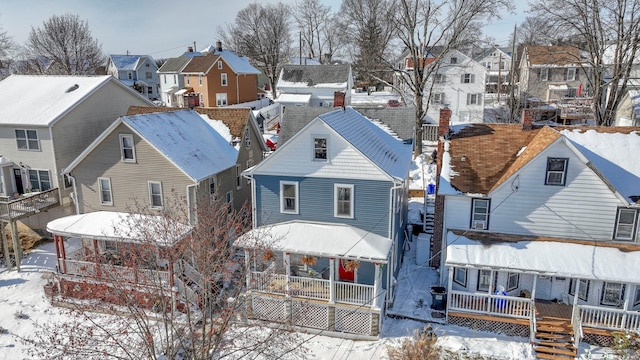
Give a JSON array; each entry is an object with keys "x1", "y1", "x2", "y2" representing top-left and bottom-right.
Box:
[
  {"x1": 439, "y1": 195, "x2": 448, "y2": 285},
  {"x1": 243, "y1": 172, "x2": 256, "y2": 228},
  {"x1": 387, "y1": 179, "x2": 404, "y2": 306},
  {"x1": 68, "y1": 174, "x2": 79, "y2": 215},
  {"x1": 236, "y1": 75, "x2": 240, "y2": 105}
]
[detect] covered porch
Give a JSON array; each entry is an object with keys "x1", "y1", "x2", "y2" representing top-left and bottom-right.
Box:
[
  {"x1": 445, "y1": 230, "x2": 640, "y2": 342},
  {"x1": 236, "y1": 221, "x2": 392, "y2": 337}
]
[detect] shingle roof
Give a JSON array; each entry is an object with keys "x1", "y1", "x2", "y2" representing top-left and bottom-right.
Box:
[
  {"x1": 181, "y1": 53, "x2": 219, "y2": 73},
  {"x1": 157, "y1": 56, "x2": 191, "y2": 73},
  {"x1": 525, "y1": 45, "x2": 582, "y2": 66},
  {"x1": 280, "y1": 64, "x2": 350, "y2": 85}
]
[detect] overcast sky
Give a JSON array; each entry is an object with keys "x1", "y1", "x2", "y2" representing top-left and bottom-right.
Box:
[{"x1": 0, "y1": 0, "x2": 526, "y2": 60}]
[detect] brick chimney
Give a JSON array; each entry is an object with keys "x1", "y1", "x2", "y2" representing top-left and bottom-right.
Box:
[
  {"x1": 216, "y1": 40, "x2": 222, "y2": 52},
  {"x1": 438, "y1": 106, "x2": 451, "y2": 138},
  {"x1": 522, "y1": 109, "x2": 534, "y2": 130},
  {"x1": 187, "y1": 46, "x2": 194, "y2": 53},
  {"x1": 334, "y1": 91, "x2": 345, "y2": 108}
]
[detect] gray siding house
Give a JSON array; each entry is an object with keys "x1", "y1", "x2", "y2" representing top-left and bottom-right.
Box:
[
  {"x1": 63, "y1": 109, "x2": 239, "y2": 225},
  {"x1": 237, "y1": 107, "x2": 412, "y2": 338}
]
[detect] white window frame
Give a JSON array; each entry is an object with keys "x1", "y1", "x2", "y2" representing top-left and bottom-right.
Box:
[
  {"x1": 569, "y1": 278, "x2": 589, "y2": 301},
  {"x1": 146, "y1": 71, "x2": 152, "y2": 80},
  {"x1": 453, "y1": 267, "x2": 467, "y2": 287},
  {"x1": 450, "y1": 57, "x2": 458, "y2": 64},
  {"x1": 221, "y1": 73, "x2": 228, "y2": 86},
  {"x1": 545, "y1": 158, "x2": 568, "y2": 186},
  {"x1": 280, "y1": 181, "x2": 299, "y2": 214},
  {"x1": 313, "y1": 137, "x2": 327, "y2": 161},
  {"x1": 432, "y1": 93, "x2": 444, "y2": 104},
  {"x1": 461, "y1": 73, "x2": 475, "y2": 84},
  {"x1": 148, "y1": 181, "x2": 163, "y2": 209},
  {"x1": 540, "y1": 68, "x2": 549, "y2": 81},
  {"x1": 244, "y1": 128, "x2": 251, "y2": 149},
  {"x1": 471, "y1": 198, "x2": 490, "y2": 230},
  {"x1": 434, "y1": 73, "x2": 446, "y2": 83},
  {"x1": 27, "y1": 169, "x2": 51, "y2": 192},
  {"x1": 216, "y1": 93, "x2": 227, "y2": 106},
  {"x1": 186, "y1": 76, "x2": 190, "y2": 85},
  {"x1": 246, "y1": 159, "x2": 253, "y2": 184},
  {"x1": 466, "y1": 93, "x2": 481, "y2": 105},
  {"x1": 235, "y1": 164, "x2": 242, "y2": 190},
  {"x1": 334, "y1": 184, "x2": 354, "y2": 219},
  {"x1": 198, "y1": 74, "x2": 203, "y2": 85},
  {"x1": 209, "y1": 176, "x2": 217, "y2": 203},
  {"x1": 601, "y1": 282, "x2": 625, "y2": 306},
  {"x1": 218, "y1": 61, "x2": 223, "y2": 70},
  {"x1": 120, "y1": 134, "x2": 136, "y2": 162},
  {"x1": 567, "y1": 67, "x2": 576, "y2": 81},
  {"x1": 477, "y1": 269, "x2": 492, "y2": 292},
  {"x1": 98, "y1": 177, "x2": 113, "y2": 205},
  {"x1": 225, "y1": 191, "x2": 233, "y2": 213},
  {"x1": 15, "y1": 129, "x2": 40, "y2": 151},
  {"x1": 634, "y1": 285, "x2": 640, "y2": 306},
  {"x1": 614, "y1": 208, "x2": 638, "y2": 241},
  {"x1": 507, "y1": 272, "x2": 519, "y2": 291}
]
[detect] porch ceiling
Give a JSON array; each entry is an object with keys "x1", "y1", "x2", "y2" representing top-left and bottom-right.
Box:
[
  {"x1": 445, "y1": 231, "x2": 640, "y2": 284},
  {"x1": 235, "y1": 221, "x2": 392, "y2": 262},
  {"x1": 46, "y1": 211, "x2": 192, "y2": 246}
]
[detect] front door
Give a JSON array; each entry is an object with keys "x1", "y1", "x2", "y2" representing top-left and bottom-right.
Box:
[
  {"x1": 13, "y1": 168, "x2": 23, "y2": 195},
  {"x1": 535, "y1": 276, "x2": 553, "y2": 300},
  {"x1": 338, "y1": 259, "x2": 355, "y2": 282}
]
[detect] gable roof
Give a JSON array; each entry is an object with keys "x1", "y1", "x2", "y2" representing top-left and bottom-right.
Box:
[
  {"x1": 444, "y1": 123, "x2": 640, "y2": 202},
  {"x1": 524, "y1": 45, "x2": 582, "y2": 66},
  {"x1": 182, "y1": 50, "x2": 260, "y2": 75},
  {"x1": 0, "y1": 75, "x2": 139, "y2": 127},
  {"x1": 318, "y1": 108, "x2": 411, "y2": 180},
  {"x1": 279, "y1": 64, "x2": 351, "y2": 87},
  {"x1": 109, "y1": 54, "x2": 155, "y2": 71},
  {"x1": 157, "y1": 56, "x2": 191, "y2": 73},
  {"x1": 182, "y1": 53, "x2": 219, "y2": 74},
  {"x1": 65, "y1": 109, "x2": 238, "y2": 182},
  {"x1": 208, "y1": 49, "x2": 261, "y2": 75}
]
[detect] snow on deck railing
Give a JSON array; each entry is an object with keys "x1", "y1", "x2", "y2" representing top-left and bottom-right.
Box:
[
  {"x1": 61, "y1": 259, "x2": 170, "y2": 286},
  {"x1": 580, "y1": 305, "x2": 640, "y2": 331},
  {"x1": 449, "y1": 290, "x2": 532, "y2": 319}
]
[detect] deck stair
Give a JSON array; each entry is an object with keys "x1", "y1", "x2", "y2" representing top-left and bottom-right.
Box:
[{"x1": 533, "y1": 316, "x2": 577, "y2": 359}]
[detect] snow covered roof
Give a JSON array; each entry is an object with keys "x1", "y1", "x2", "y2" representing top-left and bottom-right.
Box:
[
  {"x1": 278, "y1": 64, "x2": 350, "y2": 89},
  {"x1": 184, "y1": 49, "x2": 260, "y2": 75},
  {"x1": 235, "y1": 221, "x2": 392, "y2": 262},
  {"x1": 274, "y1": 93, "x2": 311, "y2": 104},
  {"x1": 445, "y1": 230, "x2": 640, "y2": 283},
  {"x1": 318, "y1": 108, "x2": 412, "y2": 180},
  {"x1": 109, "y1": 54, "x2": 153, "y2": 71},
  {"x1": 0, "y1": 75, "x2": 116, "y2": 126},
  {"x1": 64, "y1": 110, "x2": 238, "y2": 182},
  {"x1": 47, "y1": 211, "x2": 192, "y2": 246}
]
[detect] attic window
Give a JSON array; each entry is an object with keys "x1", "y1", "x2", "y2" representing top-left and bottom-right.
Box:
[
  {"x1": 65, "y1": 84, "x2": 79, "y2": 93},
  {"x1": 545, "y1": 158, "x2": 568, "y2": 186},
  {"x1": 450, "y1": 57, "x2": 458, "y2": 64},
  {"x1": 314, "y1": 137, "x2": 327, "y2": 160}
]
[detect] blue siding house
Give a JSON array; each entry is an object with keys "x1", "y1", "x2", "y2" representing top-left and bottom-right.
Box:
[{"x1": 237, "y1": 107, "x2": 412, "y2": 337}]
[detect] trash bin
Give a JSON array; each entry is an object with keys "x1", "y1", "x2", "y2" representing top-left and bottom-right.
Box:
[
  {"x1": 427, "y1": 183, "x2": 436, "y2": 195},
  {"x1": 430, "y1": 286, "x2": 447, "y2": 310}
]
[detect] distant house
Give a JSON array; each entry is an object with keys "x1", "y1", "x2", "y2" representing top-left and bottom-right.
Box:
[
  {"x1": 237, "y1": 107, "x2": 412, "y2": 338},
  {"x1": 474, "y1": 46, "x2": 512, "y2": 101},
  {"x1": 157, "y1": 56, "x2": 191, "y2": 107},
  {"x1": 432, "y1": 107, "x2": 640, "y2": 356},
  {"x1": 275, "y1": 64, "x2": 353, "y2": 108},
  {"x1": 107, "y1": 54, "x2": 161, "y2": 101},
  {"x1": 62, "y1": 109, "x2": 239, "y2": 225},
  {"x1": 181, "y1": 42, "x2": 261, "y2": 108},
  {"x1": 0, "y1": 75, "x2": 154, "y2": 231}
]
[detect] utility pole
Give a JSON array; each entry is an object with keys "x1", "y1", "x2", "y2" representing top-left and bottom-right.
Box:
[
  {"x1": 193, "y1": 41, "x2": 197, "y2": 52},
  {"x1": 509, "y1": 24, "x2": 517, "y2": 123}
]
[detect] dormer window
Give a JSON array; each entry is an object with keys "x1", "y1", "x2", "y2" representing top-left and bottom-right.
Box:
[
  {"x1": 120, "y1": 134, "x2": 136, "y2": 162},
  {"x1": 614, "y1": 208, "x2": 638, "y2": 241},
  {"x1": 545, "y1": 158, "x2": 568, "y2": 186},
  {"x1": 314, "y1": 137, "x2": 327, "y2": 160},
  {"x1": 218, "y1": 61, "x2": 223, "y2": 70},
  {"x1": 470, "y1": 198, "x2": 490, "y2": 230}
]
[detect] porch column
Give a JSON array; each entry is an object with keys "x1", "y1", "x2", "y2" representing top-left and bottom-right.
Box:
[
  {"x1": 284, "y1": 252, "x2": 291, "y2": 298},
  {"x1": 531, "y1": 275, "x2": 537, "y2": 299},
  {"x1": 487, "y1": 270, "x2": 495, "y2": 312},
  {"x1": 93, "y1": 239, "x2": 101, "y2": 278},
  {"x1": 1, "y1": 221, "x2": 11, "y2": 271},
  {"x1": 372, "y1": 263, "x2": 380, "y2": 309},
  {"x1": 10, "y1": 220, "x2": 20, "y2": 272},
  {"x1": 244, "y1": 249, "x2": 251, "y2": 289},
  {"x1": 446, "y1": 267, "x2": 453, "y2": 323},
  {"x1": 622, "y1": 283, "x2": 631, "y2": 327},
  {"x1": 573, "y1": 279, "x2": 580, "y2": 306},
  {"x1": 329, "y1": 258, "x2": 335, "y2": 304},
  {"x1": 54, "y1": 235, "x2": 67, "y2": 273}
]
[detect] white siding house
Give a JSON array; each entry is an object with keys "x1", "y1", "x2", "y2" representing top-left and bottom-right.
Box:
[{"x1": 107, "y1": 54, "x2": 161, "y2": 101}]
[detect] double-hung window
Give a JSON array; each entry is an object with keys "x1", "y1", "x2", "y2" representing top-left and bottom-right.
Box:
[
  {"x1": 471, "y1": 198, "x2": 490, "y2": 230},
  {"x1": 601, "y1": 282, "x2": 625, "y2": 306},
  {"x1": 614, "y1": 208, "x2": 638, "y2": 241},
  {"x1": 221, "y1": 73, "x2": 228, "y2": 86},
  {"x1": 477, "y1": 270, "x2": 492, "y2": 292},
  {"x1": 467, "y1": 93, "x2": 481, "y2": 105},
  {"x1": 216, "y1": 93, "x2": 227, "y2": 106},
  {"x1": 507, "y1": 273, "x2": 519, "y2": 291},
  {"x1": 566, "y1": 67, "x2": 576, "y2": 81},
  {"x1": 120, "y1": 134, "x2": 136, "y2": 162},
  {"x1": 569, "y1": 278, "x2": 589, "y2": 301},
  {"x1": 15, "y1": 129, "x2": 39, "y2": 151},
  {"x1": 149, "y1": 181, "x2": 163, "y2": 209},
  {"x1": 226, "y1": 191, "x2": 233, "y2": 214},
  {"x1": 28, "y1": 170, "x2": 51, "y2": 191},
  {"x1": 540, "y1": 68, "x2": 549, "y2": 81},
  {"x1": 280, "y1": 181, "x2": 298, "y2": 214},
  {"x1": 98, "y1": 177, "x2": 113, "y2": 205},
  {"x1": 314, "y1": 137, "x2": 327, "y2": 160},
  {"x1": 461, "y1": 73, "x2": 475, "y2": 83},
  {"x1": 236, "y1": 164, "x2": 242, "y2": 189},
  {"x1": 453, "y1": 267, "x2": 467, "y2": 287},
  {"x1": 209, "y1": 176, "x2": 217, "y2": 203},
  {"x1": 334, "y1": 184, "x2": 354, "y2": 218},
  {"x1": 432, "y1": 93, "x2": 445, "y2": 104},
  {"x1": 545, "y1": 158, "x2": 568, "y2": 185}
]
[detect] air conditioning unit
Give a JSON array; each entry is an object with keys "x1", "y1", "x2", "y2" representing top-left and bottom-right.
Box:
[{"x1": 472, "y1": 220, "x2": 486, "y2": 230}]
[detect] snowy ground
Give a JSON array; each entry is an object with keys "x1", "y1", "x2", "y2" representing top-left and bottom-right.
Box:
[{"x1": 0, "y1": 228, "x2": 620, "y2": 359}]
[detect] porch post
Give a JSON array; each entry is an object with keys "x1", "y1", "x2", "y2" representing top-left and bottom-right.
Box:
[
  {"x1": 573, "y1": 280, "x2": 580, "y2": 306},
  {"x1": 446, "y1": 266, "x2": 453, "y2": 323},
  {"x1": 622, "y1": 283, "x2": 631, "y2": 328},
  {"x1": 1, "y1": 221, "x2": 12, "y2": 271},
  {"x1": 93, "y1": 239, "x2": 101, "y2": 278},
  {"x1": 487, "y1": 270, "x2": 495, "y2": 312},
  {"x1": 372, "y1": 263, "x2": 380, "y2": 309},
  {"x1": 329, "y1": 258, "x2": 335, "y2": 304},
  {"x1": 244, "y1": 249, "x2": 251, "y2": 289},
  {"x1": 54, "y1": 235, "x2": 67, "y2": 273},
  {"x1": 531, "y1": 275, "x2": 537, "y2": 299},
  {"x1": 284, "y1": 252, "x2": 291, "y2": 298},
  {"x1": 10, "y1": 220, "x2": 20, "y2": 272}
]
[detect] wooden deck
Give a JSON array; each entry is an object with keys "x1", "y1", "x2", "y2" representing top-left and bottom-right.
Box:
[
  {"x1": 0, "y1": 189, "x2": 60, "y2": 221},
  {"x1": 536, "y1": 299, "x2": 572, "y2": 319}
]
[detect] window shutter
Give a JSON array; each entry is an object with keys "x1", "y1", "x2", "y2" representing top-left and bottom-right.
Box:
[
  {"x1": 466, "y1": 93, "x2": 471, "y2": 105},
  {"x1": 461, "y1": 74, "x2": 465, "y2": 83},
  {"x1": 471, "y1": 74, "x2": 475, "y2": 83}
]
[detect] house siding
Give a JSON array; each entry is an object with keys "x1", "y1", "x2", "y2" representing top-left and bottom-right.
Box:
[
  {"x1": 254, "y1": 175, "x2": 392, "y2": 238},
  {"x1": 73, "y1": 123, "x2": 193, "y2": 214}
]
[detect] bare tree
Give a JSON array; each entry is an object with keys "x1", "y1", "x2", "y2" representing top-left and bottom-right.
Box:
[
  {"x1": 391, "y1": 0, "x2": 513, "y2": 157},
  {"x1": 530, "y1": 0, "x2": 640, "y2": 126},
  {"x1": 0, "y1": 19, "x2": 16, "y2": 59},
  {"x1": 514, "y1": 16, "x2": 554, "y2": 46},
  {"x1": 218, "y1": 3, "x2": 292, "y2": 99},
  {"x1": 339, "y1": 0, "x2": 397, "y2": 91},
  {"x1": 23, "y1": 13, "x2": 104, "y2": 75},
  {"x1": 23, "y1": 193, "x2": 305, "y2": 359},
  {"x1": 294, "y1": 0, "x2": 341, "y2": 64}
]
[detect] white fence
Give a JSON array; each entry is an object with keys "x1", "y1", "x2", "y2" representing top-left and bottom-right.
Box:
[
  {"x1": 422, "y1": 124, "x2": 439, "y2": 143},
  {"x1": 580, "y1": 305, "x2": 640, "y2": 332},
  {"x1": 449, "y1": 291, "x2": 532, "y2": 319},
  {"x1": 61, "y1": 259, "x2": 170, "y2": 286}
]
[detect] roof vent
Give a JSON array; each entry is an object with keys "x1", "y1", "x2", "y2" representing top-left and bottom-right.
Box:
[{"x1": 65, "y1": 84, "x2": 79, "y2": 93}]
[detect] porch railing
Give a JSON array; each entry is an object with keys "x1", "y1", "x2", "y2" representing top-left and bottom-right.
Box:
[
  {"x1": 580, "y1": 305, "x2": 640, "y2": 332},
  {"x1": 60, "y1": 259, "x2": 170, "y2": 287},
  {"x1": 0, "y1": 188, "x2": 60, "y2": 220},
  {"x1": 248, "y1": 271, "x2": 375, "y2": 306},
  {"x1": 449, "y1": 290, "x2": 533, "y2": 319},
  {"x1": 422, "y1": 124, "x2": 439, "y2": 143}
]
